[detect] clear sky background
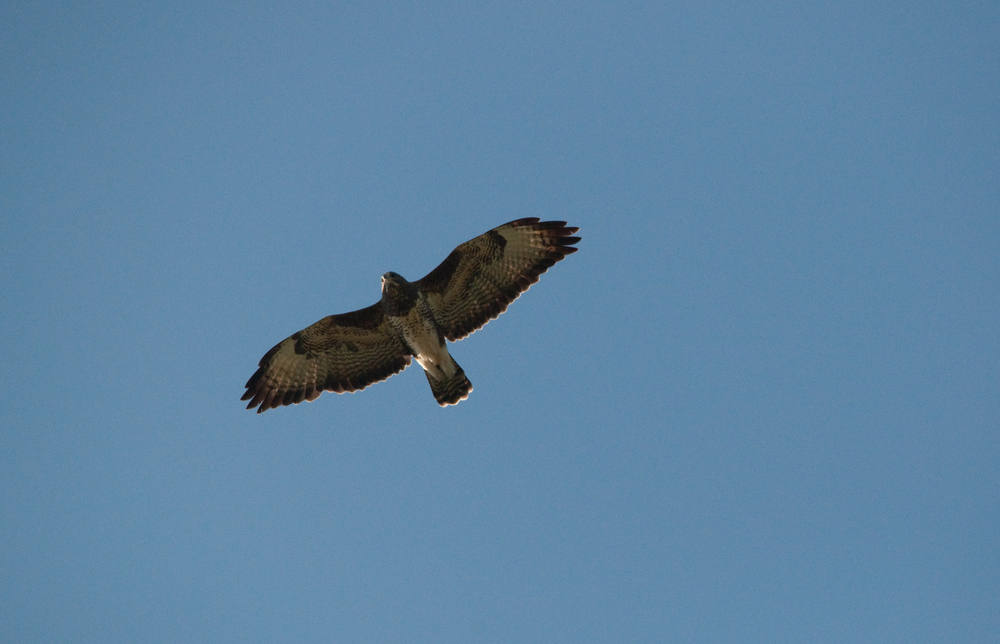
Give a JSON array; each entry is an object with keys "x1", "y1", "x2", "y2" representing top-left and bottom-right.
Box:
[{"x1": 2, "y1": 2, "x2": 998, "y2": 642}]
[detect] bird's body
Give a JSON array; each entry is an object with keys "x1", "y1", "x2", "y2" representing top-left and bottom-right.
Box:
[
  {"x1": 241, "y1": 218, "x2": 580, "y2": 412},
  {"x1": 380, "y1": 271, "x2": 472, "y2": 405}
]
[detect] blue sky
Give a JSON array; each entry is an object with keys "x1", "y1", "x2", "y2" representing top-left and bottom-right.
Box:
[{"x1": 2, "y1": 1, "x2": 998, "y2": 641}]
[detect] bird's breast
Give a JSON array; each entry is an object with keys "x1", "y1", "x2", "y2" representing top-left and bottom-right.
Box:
[{"x1": 389, "y1": 300, "x2": 452, "y2": 377}]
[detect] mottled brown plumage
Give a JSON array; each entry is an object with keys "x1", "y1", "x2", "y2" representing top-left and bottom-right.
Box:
[{"x1": 242, "y1": 218, "x2": 580, "y2": 412}]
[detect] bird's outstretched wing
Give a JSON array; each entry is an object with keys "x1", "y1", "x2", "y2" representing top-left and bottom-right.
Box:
[
  {"x1": 241, "y1": 304, "x2": 411, "y2": 413},
  {"x1": 416, "y1": 218, "x2": 580, "y2": 341}
]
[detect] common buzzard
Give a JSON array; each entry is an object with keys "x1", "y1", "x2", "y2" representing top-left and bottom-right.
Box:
[{"x1": 241, "y1": 218, "x2": 580, "y2": 412}]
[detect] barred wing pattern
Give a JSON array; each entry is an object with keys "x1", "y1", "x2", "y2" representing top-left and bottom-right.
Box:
[
  {"x1": 416, "y1": 218, "x2": 581, "y2": 341},
  {"x1": 241, "y1": 304, "x2": 411, "y2": 413}
]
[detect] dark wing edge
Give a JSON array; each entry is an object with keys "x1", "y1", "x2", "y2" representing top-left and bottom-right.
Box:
[
  {"x1": 416, "y1": 218, "x2": 580, "y2": 341},
  {"x1": 241, "y1": 303, "x2": 411, "y2": 413}
]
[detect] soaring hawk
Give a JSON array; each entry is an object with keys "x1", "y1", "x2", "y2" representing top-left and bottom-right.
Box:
[{"x1": 241, "y1": 218, "x2": 580, "y2": 412}]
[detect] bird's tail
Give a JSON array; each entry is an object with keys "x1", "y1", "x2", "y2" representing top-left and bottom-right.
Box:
[{"x1": 426, "y1": 358, "x2": 473, "y2": 406}]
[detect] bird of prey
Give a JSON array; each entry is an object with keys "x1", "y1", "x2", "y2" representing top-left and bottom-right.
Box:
[{"x1": 241, "y1": 218, "x2": 580, "y2": 412}]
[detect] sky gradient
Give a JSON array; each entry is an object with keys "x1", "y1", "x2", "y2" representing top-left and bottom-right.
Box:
[{"x1": 2, "y1": 2, "x2": 998, "y2": 641}]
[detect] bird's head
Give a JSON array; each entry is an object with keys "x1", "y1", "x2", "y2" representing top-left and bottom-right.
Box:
[
  {"x1": 380, "y1": 271, "x2": 405, "y2": 293},
  {"x1": 380, "y1": 272, "x2": 418, "y2": 314}
]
